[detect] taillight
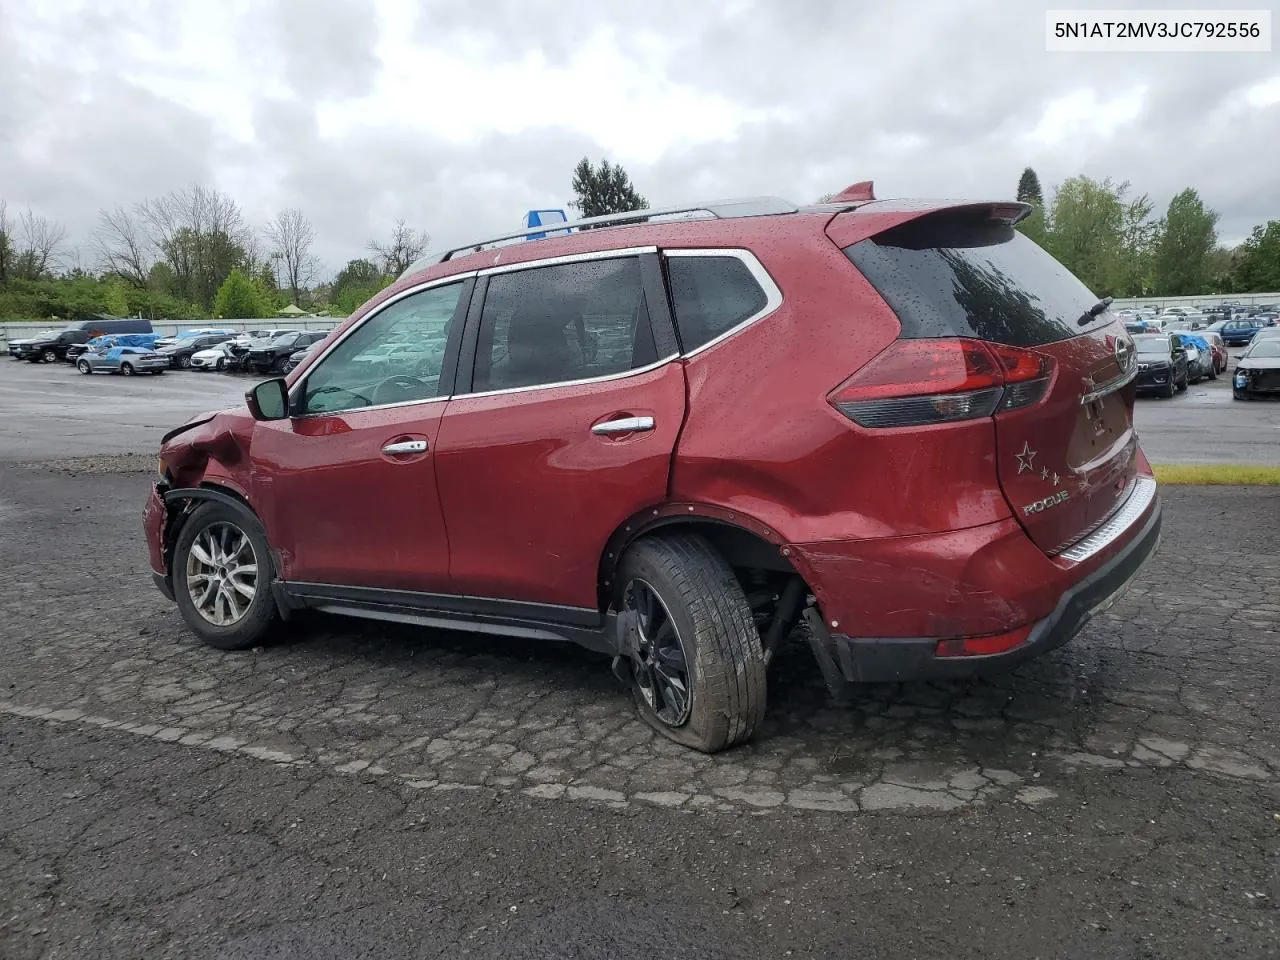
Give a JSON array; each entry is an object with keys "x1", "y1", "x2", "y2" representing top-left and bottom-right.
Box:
[{"x1": 829, "y1": 339, "x2": 1055, "y2": 428}]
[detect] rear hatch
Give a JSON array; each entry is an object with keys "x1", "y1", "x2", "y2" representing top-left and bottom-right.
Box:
[{"x1": 838, "y1": 206, "x2": 1140, "y2": 555}]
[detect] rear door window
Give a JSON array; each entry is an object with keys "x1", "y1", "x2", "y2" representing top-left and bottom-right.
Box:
[
  {"x1": 665, "y1": 253, "x2": 769, "y2": 352},
  {"x1": 471, "y1": 257, "x2": 655, "y2": 392},
  {"x1": 844, "y1": 211, "x2": 1106, "y2": 347}
]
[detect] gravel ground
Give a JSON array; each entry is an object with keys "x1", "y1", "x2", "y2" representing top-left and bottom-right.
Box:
[{"x1": 2, "y1": 464, "x2": 1279, "y2": 958}]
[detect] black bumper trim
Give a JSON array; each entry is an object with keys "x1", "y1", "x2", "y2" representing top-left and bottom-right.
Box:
[
  {"x1": 152, "y1": 571, "x2": 175, "y2": 602},
  {"x1": 821, "y1": 497, "x2": 1162, "y2": 683}
]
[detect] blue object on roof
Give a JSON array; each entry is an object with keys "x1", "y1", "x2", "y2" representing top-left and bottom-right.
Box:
[
  {"x1": 523, "y1": 209, "x2": 570, "y2": 241},
  {"x1": 1177, "y1": 333, "x2": 1210, "y2": 352},
  {"x1": 89, "y1": 333, "x2": 160, "y2": 350}
]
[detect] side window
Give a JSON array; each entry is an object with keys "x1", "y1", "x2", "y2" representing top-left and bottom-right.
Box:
[
  {"x1": 299, "y1": 282, "x2": 464, "y2": 415},
  {"x1": 666, "y1": 254, "x2": 769, "y2": 353},
  {"x1": 473, "y1": 257, "x2": 653, "y2": 392}
]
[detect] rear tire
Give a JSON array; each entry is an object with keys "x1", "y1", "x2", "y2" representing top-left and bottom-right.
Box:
[
  {"x1": 120, "y1": 362, "x2": 135, "y2": 376},
  {"x1": 616, "y1": 533, "x2": 767, "y2": 753},
  {"x1": 173, "y1": 501, "x2": 278, "y2": 651}
]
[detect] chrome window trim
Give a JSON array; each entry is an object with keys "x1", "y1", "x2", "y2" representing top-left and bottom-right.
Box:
[
  {"x1": 1057, "y1": 476, "x2": 1158, "y2": 563},
  {"x1": 477, "y1": 245, "x2": 657, "y2": 276},
  {"x1": 663, "y1": 248, "x2": 784, "y2": 358},
  {"x1": 288, "y1": 273, "x2": 475, "y2": 419},
  {"x1": 453, "y1": 354, "x2": 679, "y2": 401}
]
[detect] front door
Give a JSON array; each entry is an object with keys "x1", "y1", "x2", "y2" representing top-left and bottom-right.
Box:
[
  {"x1": 434, "y1": 254, "x2": 686, "y2": 611},
  {"x1": 250, "y1": 279, "x2": 470, "y2": 592}
]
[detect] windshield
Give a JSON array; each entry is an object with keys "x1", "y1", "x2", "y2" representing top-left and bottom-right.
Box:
[
  {"x1": 269, "y1": 334, "x2": 297, "y2": 346},
  {"x1": 1135, "y1": 338, "x2": 1169, "y2": 355},
  {"x1": 1247, "y1": 341, "x2": 1280, "y2": 358}
]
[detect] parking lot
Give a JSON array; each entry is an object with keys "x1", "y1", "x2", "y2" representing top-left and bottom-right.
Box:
[{"x1": 2, "y1": 355, "x2": 1279, "y2": 958}]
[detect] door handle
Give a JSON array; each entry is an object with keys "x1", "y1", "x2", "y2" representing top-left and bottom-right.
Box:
[
  {"x1": 591, "y1": 416, "x2": 655, "y2": 436},
  {"x1": 381, "y1": 439, "x2": 428, "y2": 455}
]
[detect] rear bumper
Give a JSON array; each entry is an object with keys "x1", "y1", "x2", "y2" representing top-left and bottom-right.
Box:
[{"x1": 790, "y1": 481, "x2": 1162, "y2": 683}]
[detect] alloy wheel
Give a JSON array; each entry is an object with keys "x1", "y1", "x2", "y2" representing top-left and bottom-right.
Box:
[
  {"x1": 185, "y1": 521, "x2": 259, "y2": 627},
  {"x1": 623, "y1": 578, "x2": 692, "y2": 727}
]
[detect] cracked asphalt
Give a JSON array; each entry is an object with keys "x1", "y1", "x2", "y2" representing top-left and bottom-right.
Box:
[{"x1": 2, "y1": 359, "x2": 1280, "y2": 957}]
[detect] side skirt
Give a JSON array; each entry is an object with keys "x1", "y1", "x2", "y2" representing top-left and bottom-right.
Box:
[{"x1": 279, "y1": 581, "x2": 619, "y2": 656}]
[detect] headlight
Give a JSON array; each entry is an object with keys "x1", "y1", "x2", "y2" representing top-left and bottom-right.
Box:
[{"x1": 158, "y1": 457, "x2": 168, "y2": 479}]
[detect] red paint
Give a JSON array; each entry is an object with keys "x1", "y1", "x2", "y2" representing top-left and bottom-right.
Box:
[
  {"x1": 433, "y1": 363, "x2": 687, "y2": 607},
  {"x1": 146, "y1": 198, "x2": 1157, "y2": 659},
  {"x1": 250, "y1": 403, "x2": 451, "y2": 590},
  {"x1": 830, "y1": 181, "x2": 875, "y2": 203}
]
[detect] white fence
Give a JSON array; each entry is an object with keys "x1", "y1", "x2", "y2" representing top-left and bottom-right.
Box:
[
  {"x1": 1110, "y1": 292, "x2": 1280, "y2": 311},
  {"x1": 0, "y1": 317, "x2": 339, "y2": 346}
]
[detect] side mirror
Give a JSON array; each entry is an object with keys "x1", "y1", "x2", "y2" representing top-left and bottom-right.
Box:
[{"x1": 246, "y1": 378, "x2": 289, "y2": 421}]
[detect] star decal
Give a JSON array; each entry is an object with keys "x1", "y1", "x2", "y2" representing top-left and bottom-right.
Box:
[
  {"x1": 1040, "y1": 466, "x2": 1050, "y2": 480},
  {"x1": 1015, "y1": 441, "x2": 1037, "y2": 475},
  {"x1": 1052, "y1": 472, "x2": 1061, "y2": 486}
]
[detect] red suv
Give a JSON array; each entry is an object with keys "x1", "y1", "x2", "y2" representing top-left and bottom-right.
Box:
[{"x1": 144, "y1": 184, "x2": 1161, "y2": 753}]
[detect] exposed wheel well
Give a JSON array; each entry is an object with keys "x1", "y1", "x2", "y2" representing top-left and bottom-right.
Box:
[{"x1": 601, "y1": 517, "x2": 811, "y2": 667}]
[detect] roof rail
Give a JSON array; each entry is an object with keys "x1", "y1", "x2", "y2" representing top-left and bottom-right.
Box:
[{"x1": 421, "y1": 196, "x2": 798, "y2": 268}]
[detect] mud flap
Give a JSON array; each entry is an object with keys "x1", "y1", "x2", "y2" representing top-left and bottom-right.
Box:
[{"x1": 802, "y1": 606, "x2": 854, "y2": 705}]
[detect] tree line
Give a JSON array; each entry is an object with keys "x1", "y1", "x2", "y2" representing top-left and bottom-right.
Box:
[
  {"x1": 0, "y1": 189, "x2": 428, "y2": 322},
  {"x1": 7, "y1": 158, "x2": 1273, "y2": 322},
  {"x1": 1013, "y1": 167, "x2": 1280, "y2": 297}
]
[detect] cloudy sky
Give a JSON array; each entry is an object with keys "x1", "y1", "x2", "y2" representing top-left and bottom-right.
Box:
[{"x1": 2, "y1": 0, "x2": 1278, "y2": 276}]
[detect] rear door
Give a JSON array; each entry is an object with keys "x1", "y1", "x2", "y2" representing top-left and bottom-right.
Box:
[
  {"x1": 433, "y1": 252, "x2": 685, "y2": 610},
  {"x1": 842, "y1": 208, "x2": 1140, "y2": 555}
]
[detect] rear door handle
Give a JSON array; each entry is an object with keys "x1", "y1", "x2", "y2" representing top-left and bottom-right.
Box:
[
  {"x1": 381, "y1": 439, "x2": 428, "y2": 454},
  {"x1": 591, "y1": 416, "x2": 655, "y2": 436}
]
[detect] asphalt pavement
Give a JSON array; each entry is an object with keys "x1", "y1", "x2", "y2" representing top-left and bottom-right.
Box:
[{"x1": 2, "y1": 353, "x2": 1279, "y2": 958}]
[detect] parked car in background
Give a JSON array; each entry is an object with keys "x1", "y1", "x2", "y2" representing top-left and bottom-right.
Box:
[
  {"x1": 1168, "y1": 331, "x2": 1215, "y2": 382},
  {"x1": 245, "y1": 330, "x2": 327, "y2": 373},
  {"x1": 1133, "y1": 333, "x2": 1189, "y2": 397},
  {"x1": 283, "y1": 341, "x2": 322, "y2": 373},
  {"x1": 1196, "y1": 330, "x2": 1229, "y2": 374},
  {"x1": 14, "y1": 316, "x2": 153, "y2": 362},
  {"x1": 189, "y1": 341, "x2": 239, "y2": 372},
  {"x1": 1233, "y1": 338, "x2": 1280, "y2": 400},
  {"x1": 66, "y1": 332, "x2": 162, "y2": 363},
  {"x1": 8, "y1": 329, "x2": 59, "y2": 358},
  {"x1": 159, "y1": 332, "x2": 237, "y2": 369},
  {"x1": 1124, "y1": 322, "x2": 1149, "y2": 336},
  {"x1": 1221, "y1": 318, "x2": 1267, "y2": 346},
  {"x1": 226, "y1": 329, "x2": 295, "y2": 366},
  {"x1": 153, "y1": 328, "x2": 238, "y2": 350},
  {"x1": 76, "y1": 345, "x2": 170, "y2": 376}
]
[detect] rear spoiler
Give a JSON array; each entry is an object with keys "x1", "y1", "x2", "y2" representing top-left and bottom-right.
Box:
[{"x1": 825, "y1": 200, "x2": 1032, "y2": 250}]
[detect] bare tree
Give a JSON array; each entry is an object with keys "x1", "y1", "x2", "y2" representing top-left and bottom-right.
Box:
[
  {"x1": 139, "y1": 185, "x2": 251, "y2": 307},
  {"x1": 94, "y1": 206, "x2": 153, "y2": 287},
  {"x1": 13, "y1": 208, "x2": 67, "y2": 279},
  {"x1": 369, "y1": 219, "x2": 428, "y2": 276},
  {"x1": 0, "y1": 201, "x2": 13, "y2": 284},
  {"x1": 266, "y1": 208, "x2": 317, "y2": 305}
]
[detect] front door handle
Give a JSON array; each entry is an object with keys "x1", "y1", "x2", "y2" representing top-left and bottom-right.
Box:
[
  {"x1": 381, "y1": 439, "x2": 428, "y2": 455},
  {"x1": 591, "y1": 416, "x2": 655, "y2": 436}
]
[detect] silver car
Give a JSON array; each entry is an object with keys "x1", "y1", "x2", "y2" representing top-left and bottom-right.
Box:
[{"x1": 76, "y1": 346, "x2": 170, "y2": 376}]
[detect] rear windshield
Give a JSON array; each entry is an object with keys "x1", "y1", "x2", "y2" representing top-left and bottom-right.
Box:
[
  {"x1": 1135, "y1": 338, "x2": 1169, "y2": 354},
  {"x1": 844, "y1": 211, "x2": 1106, "y2": 347}
]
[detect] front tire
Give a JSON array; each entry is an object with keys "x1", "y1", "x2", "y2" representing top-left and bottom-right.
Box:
[
  {"x1": 616, "y1": 533, "x2": 766, "y2": 753},
  {"x1": 1163, "y1": 378, "x2": 1176, "y2": 399},
  {"x1": 215, "y1": 358, "x2": 225, "y2": 372},
  {"x1": 120, "y1": 362, "x2": 135, "y2": 376},
  {"x1": 178, "y1": 355, "x2": 192, "y2": 369},
  {"x1": 273, "y1": 356, "x2": 289, "y2": 374},
  {"x1": 41, "y1": 348, "x2": 57, "y2": 363},
  {"x1": 77, "y1": 361, "x2": 92, "y2": 375},
  {"x1": 173, "y1": 501, "x2": 278, "y2": 651}
]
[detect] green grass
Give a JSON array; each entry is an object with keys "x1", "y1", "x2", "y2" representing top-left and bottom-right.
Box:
[{"x1": 1152, "y1": 464, "x2": 1280, "y2": 485}]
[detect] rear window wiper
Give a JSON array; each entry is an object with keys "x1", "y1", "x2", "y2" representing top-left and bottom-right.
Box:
[{"x1": 1078, "y1": 297, "x2": 1113, "y2": 326}]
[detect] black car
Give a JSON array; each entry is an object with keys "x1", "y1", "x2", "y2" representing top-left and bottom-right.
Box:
[
  {"x1": 1133, "y1": 334, "x2": 1189, "y2": 398},
  {"x1": 1233, "y1": 338, "x2": 1280, "y2": 400},
  {"x1": 15, "y1": 316, "x2": 153, "y2": 362},
  {"x1": 159, "y1": 333, "x2": 237, "y2": 369},
  {"x1": 246, "y1": 331, "x2": 327, "y2": 374},
  {"x1": 283, "y1": 341, "x2": 322, "y2": 374}
]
